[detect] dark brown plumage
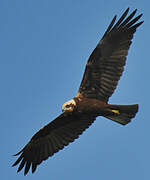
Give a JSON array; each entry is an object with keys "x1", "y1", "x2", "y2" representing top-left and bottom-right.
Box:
[
  {"x1": 12, "y1": 8, "x2": 143, "y2": 175},
  {"x1": 78, "y1": 8, "x2": 143, "y2": 102}
]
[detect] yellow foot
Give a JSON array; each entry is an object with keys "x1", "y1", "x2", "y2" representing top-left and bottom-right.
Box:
[{"x1": 111, "y1": 110, "x2": 120, "y2": 115}]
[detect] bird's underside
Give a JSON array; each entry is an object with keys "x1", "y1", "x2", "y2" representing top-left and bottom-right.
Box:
[{"x1": 12, "y1": 8, "x2": 143, "y2": 175}]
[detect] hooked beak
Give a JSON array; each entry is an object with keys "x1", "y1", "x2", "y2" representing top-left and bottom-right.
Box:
[{"x1": 62, "y1": 106, "x2": 66, "y2": 112}]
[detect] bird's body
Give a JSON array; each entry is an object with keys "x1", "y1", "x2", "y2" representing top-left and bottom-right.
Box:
[
  {"x1": 73, "y1": 97, "x2": 108, "y2": 114},
  {"x1": 64, "y1": 97, "x2": 138, "y2": 125},
  {"x1": 12, "y1": 8, "x2": 143, "y2": 175}
]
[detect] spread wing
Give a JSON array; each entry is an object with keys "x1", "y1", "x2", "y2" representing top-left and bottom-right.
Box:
[
  {"x1": 77, "y1": 8, "x2": 143, "y2": 102},
  {"x1": 12, "y1": 112, "x2": 96, "y2": 175}
]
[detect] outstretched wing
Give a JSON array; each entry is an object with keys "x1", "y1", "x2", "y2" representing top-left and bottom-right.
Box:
[
  {"x1": 12, "y1": 112, "x2": 96, "y2": 175},
  {"x1": 77, "y1": 8, "x2": 143, "y2": 102}
]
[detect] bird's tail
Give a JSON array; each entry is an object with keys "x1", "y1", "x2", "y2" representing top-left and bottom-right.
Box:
[{"x1": 104, "y1": 104, "x2": 138, "y2": 125}]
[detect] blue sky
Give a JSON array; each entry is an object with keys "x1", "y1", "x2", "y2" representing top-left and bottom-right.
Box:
[{"x1": 1, "y1": 0, "x2": 149, "y2": 179}]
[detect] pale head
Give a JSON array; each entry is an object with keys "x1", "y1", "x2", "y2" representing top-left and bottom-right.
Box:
[{"x1": 62, "y1": 99, "x2": 76, "y2": 112}]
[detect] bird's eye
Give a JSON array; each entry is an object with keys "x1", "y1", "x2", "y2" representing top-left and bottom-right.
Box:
[{"x1": 66, "y1": 105, "x2": 70, "y2": 108}]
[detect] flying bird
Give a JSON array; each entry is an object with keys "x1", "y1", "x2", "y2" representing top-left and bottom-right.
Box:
[{"x1": 12, "y1": 8, "x2": 143, "y2": 175}]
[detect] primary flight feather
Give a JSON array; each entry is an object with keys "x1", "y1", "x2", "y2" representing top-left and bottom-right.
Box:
[{"x1": 12, "y1": 8, "x2": 143, "y2": 175}]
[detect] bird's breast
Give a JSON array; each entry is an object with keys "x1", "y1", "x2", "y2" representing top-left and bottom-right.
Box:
[{"x1": 75, "y1": 97, "x2": 109, "y2": 115}]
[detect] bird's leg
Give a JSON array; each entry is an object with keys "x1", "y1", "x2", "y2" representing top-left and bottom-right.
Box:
[{"x1": 111, "y1": 110, "x2": 120, "y2": 115}]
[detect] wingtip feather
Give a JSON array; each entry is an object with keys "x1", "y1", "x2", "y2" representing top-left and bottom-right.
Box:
[
  {"x1": 32, "y1": 163, "x2": 37, "y2": 174},
  {"x1": 24, "y1": 161, "x2": 31, "y2": 176},
  {"x1": 126, "y1": 7, "x2": 130, "y2": 13},
  {"x1": 12, "y1": 153, "x2": 24, "y2": 167}
]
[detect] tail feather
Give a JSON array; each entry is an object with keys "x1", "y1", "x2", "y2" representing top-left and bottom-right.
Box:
[{"x1": 104, "y1": 104, "x2": 138, "y2": 125}]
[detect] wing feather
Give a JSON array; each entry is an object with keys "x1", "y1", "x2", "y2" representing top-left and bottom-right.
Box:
[
  {"x1": 12, "y1": 112, "x2": 96, "y2": 175},
  {"x1": 24, "y1": 161, "x2": 31, "y2": 175},
  {"x1": 32, "y1": 163, "x2": 37, "y2": 174},
  {"x1": 17, "y1": 159, "x2": 26, "y2": 173},
  {"x1": 77, "y1": 8, "x2": 143, "y2": 102},
  {"x1": 47, "y1": 137, "x2": 55, "y2": 156}
]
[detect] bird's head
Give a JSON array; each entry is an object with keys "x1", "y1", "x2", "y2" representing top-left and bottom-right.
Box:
[{"x1": 62, "y1": 99, "x2": 76, "y2": 112}]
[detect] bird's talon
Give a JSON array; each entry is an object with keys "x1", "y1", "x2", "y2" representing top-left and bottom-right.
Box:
[{"x1": 111, "y1": 110, "x2": 120, "y2": 115}]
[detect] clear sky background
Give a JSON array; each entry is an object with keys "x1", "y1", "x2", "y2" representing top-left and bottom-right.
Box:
[{"x1": 1, "y1": 0, "x2": 149, "y2": 180}]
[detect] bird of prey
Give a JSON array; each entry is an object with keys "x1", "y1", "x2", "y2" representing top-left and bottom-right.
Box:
[{"x1": 12, "y1": 8, "x2": 143, "y2": 175}]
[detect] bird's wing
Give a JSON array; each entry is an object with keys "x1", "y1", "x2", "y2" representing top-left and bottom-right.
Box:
[
  {"x1": 77, "y1": 8, "x2": 143, "y2": 102},
  {"x1": 12, "y1": 112, "x2": 96, "y2": 175}
]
